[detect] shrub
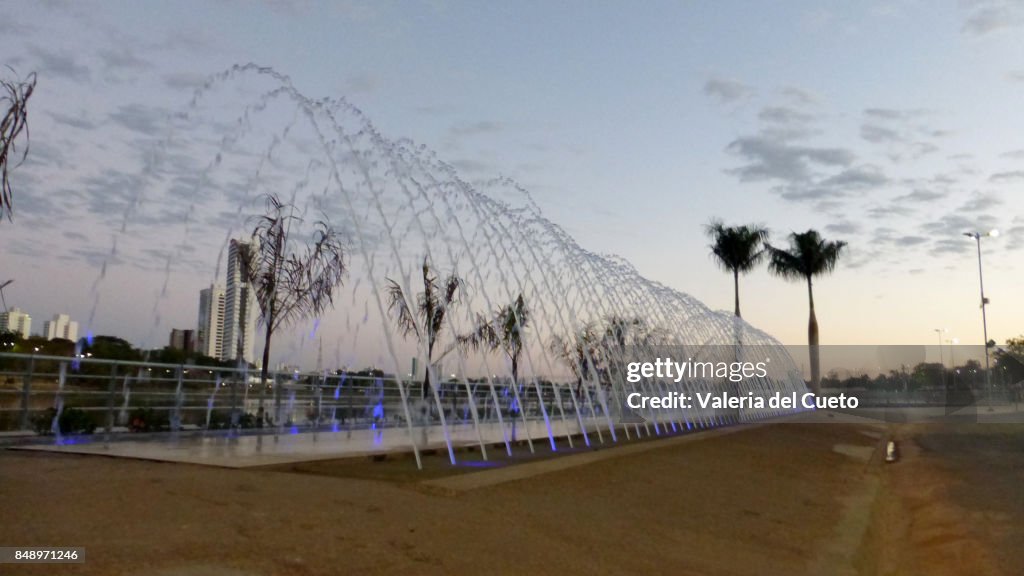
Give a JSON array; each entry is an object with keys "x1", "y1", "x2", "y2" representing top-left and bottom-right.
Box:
[
  {"x1": 128, "y1": 407, "x2": 169, "y2": 433},
  {"x1": 31, "y1": 407, "x2": 96, "y2": 435}
]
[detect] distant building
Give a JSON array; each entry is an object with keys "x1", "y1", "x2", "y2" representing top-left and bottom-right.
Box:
[
  {"x1": 169, "y1": 328, "x2": 195, "y2": 353},
  {"x1": 43, "y1": 313, "x2": 79, "y2": 342},
  {"x1": 0, "y1": 307, "x2": 31, "y2": 338},
  {"x1": 196, "y1": 285, "x2": 225, "y2": 359},
  {"x1": 223, "y1": 239, "x2": 257, "y2": 363}
]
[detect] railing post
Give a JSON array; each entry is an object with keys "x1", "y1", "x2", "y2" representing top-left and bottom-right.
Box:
[
  {"x1": 104, "y1": 363, "x2": 117, "y2": 447},
  {"x1": 172, "y1": 365, "x2": 184, "y2": 433},
  {"x1": 229, "y1": 371, "x2": 239, "y2": 431},
  {"x1": 19, "y1": 354, "x2": 35, "y2": 432}
]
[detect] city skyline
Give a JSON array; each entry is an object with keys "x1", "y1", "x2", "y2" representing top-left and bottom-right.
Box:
[{"x1": 1, "y1": 2, "x2": 1023, "y2": 371}]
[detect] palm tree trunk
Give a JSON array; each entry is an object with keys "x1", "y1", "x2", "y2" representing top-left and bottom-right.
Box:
[
  {"x1": 423, "y1": 340, "x2": 433, "y2": 400},
  {"x1": 733, "y1": 269, "x2": 741, "y2": 318},
  {"x1": 807, "y1": 277, "x2": 821, "y2": 395},
  {"x1": 264, "y1": 317, "x2": 276, "y2": 426}
]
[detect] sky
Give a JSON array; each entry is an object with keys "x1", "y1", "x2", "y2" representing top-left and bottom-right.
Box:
[{"x1": 1, "y1": 0, "x2": 1023, "y2": 370}]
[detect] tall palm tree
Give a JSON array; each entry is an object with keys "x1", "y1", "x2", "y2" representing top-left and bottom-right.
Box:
[
  {"x1": 705, "y1": 220, "x2": 769, "y2": 318},
  {"x1": 767, "y1": 230, "x2": 846, "y2": 394},
  {"x1": 386, "y1": 258, "x2": 464, "y2": 399}
]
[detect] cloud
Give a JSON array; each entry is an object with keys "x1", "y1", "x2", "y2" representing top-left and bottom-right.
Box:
[
  {"x1": 108, "y1": 104, "x2": 168, "y2": 134},
  {"x1": 895, "y1": 189, "x2": 947, "y2": 203},
  {"x1": 342, "y1": 72, "x2": 380, "y2": 95},
  {"x1": 27, "y1": 46, "x2": 91, "y2": 82},
  {"x1": 703, "y1": 77, "x2": 755, "y2": 104},
  {"x1": 98, "y1": 49, "x2": 151, "y2": 71},
  {"x1": 920, "y1": 212, "x2": 1000, "y2": 238},
  {"x1": 894, "y1": 235, "x2": 928, "y2": 247},
  {"x1": 961, "y1": 0, "x2": 1024, "y2": 35},
  {"x1": 819, "y1": 165, "x2": 888, "y2": 189},
  {"x1": 450, "y1": 121, "x2": 505, "y2": 137},
  {"x1": 447, "y1": 158, "x2": 495, "y2": 175},
  {"x1": 989, "y1": 170, "x2": 1024, "y2": 182},
  {"x1": 825, "y1": 221, "x2": 861, "y2": 234},
  {"x1": 726, "y1": 136, "x2": 855, "y2": 183},
  {"x1": 780, "y1": 86, "x2": 817, "y2": 105},
  {"x1": 861, "y1": 123, "x2": 901, "y2": 144},
  {"x1": 959, "y1": 191, "x2": 1003, "y2": 212},
  {"x1": 48, "y1": 111, "x2": 96, "y2": 131},
  {"x1": 162, "y1": 72, "x2": 208, "y2": 91},
  {"x1": 1000, "y1": 148, "x2": 1024, "y2": 159}
]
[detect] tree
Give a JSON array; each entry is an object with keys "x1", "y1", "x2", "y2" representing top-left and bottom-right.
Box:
[
  {"x1": 243, "y1": 194, "x2": 347, "y2": 422},
  {"x1": 549, "y1": 322, "x2": 602, "y2": 395},
  {"x1": 705, "y1": 220, "x2": 769, "y2": 317},
  {"x1": 1, "y1": 69, "x2": 36, "y2": 222},
  {"x1": 385, "y1": 257, "x2": 464, "y2": 399},
  {"x1": 461, "y1": 294, "x2": 530, "y2": 388},
  {"x1": 767, "y1": 230, "x2": 846, "y2": 394}
]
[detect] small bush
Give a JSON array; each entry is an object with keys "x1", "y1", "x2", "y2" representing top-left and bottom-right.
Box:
[
  {"x1": 128, "y1": 407, "x2": 169, "y2": 433},
  {"x1": 31, "y1": 407, "x2": 96, "y2": 435}
]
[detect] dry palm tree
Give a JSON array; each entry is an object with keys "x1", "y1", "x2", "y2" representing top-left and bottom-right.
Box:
[
  {"x1": 460, "y1": 294, "x2": 530, "y2": 387},
  {"x1": 1, "y1": 69, "x2": 36, "y2": 222},
  {"x1": 386, "y1": 258, "x2": 464, "y2": 399},
  {"x1": 243, "y1": 194, "x2": 347, "y2": 417},
  {"x1": 705, "y1": 220, "x2": 769, "y2": 318},
  {"x1": 766, "y1": 230, "x2": 846, "y2": 394},
  {"x1": 549, "y1": 322, "x2": 602, "y2": 396}
]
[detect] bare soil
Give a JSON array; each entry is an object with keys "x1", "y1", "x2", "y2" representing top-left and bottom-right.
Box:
[{"x1": 1, "y1": 421, "x2": 1019, "y2": 575}]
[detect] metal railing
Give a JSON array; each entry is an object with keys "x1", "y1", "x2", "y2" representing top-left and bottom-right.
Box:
[{"x1": 0, "y1": 352, "x2": 798, "y2": 468}]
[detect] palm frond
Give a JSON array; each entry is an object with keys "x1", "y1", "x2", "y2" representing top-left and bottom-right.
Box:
[
  {"x1": 385, "y1": 278, "x2": 418, "y2": 339},
  {"x1": 1, "y1": 70, "x2": 36, "y2": 222}
]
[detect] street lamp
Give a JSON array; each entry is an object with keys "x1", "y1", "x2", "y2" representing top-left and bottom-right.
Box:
[
  {"x1": 947, "y1": 337, "x2": 959, "y2": 387},
  {"x1": 934, "y1": 328, "x2": 947, "y2": 386},
  {"x1": 964, "y1": 229, "x2": 998, "y2": 399}
]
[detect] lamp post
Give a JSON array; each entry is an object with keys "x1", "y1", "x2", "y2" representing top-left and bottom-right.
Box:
[
  {"x1": 934, "y1": 328, "x2": 947, "y2": 386},
  {"x1": 964, "y1": 229, "x2": 998, "y2": 401},
  {"x1": 947, "y1": 337, "x2": 958, "y2": 388}
]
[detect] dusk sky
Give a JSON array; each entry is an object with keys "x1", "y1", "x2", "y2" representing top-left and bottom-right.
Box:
[{"x1": 2, "y1": 1, "x2": 1023, "y2": 370}]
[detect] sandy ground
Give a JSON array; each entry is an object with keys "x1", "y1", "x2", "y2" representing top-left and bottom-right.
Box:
[
  {"x1": 0, "y1": 420, "x2": 1019, "y2": 575},
  {"x1": 863, "y1": 422, "x2": 1024, "y2": 576}
]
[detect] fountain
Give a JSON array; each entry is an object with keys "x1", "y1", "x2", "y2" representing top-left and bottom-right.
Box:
[{"x1": 13, "y1": 64, "x2": 809, "y2": 469}]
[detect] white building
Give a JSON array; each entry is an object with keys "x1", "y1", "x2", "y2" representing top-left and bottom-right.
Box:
[
  {"x1": 196, "y1": 284, "x2": 226, "y2": 359},
  {"x1": 43, "y1": 313, "x2": 79, "y2": 342},
  {"x1": 223, "y1": 239, "x2": 257, "y2": 363},
  {"x1": 0, "y1": 307, "x2": 32, "y2": 338}
]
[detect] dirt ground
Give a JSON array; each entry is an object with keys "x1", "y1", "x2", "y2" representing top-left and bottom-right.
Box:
[{"x1": 0, "y1": 421, "x2": 1019, "y2": 575}]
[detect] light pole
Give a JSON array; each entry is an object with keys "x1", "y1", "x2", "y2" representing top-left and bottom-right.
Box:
[
  {"x1": 964, "y1": 229, "x2": 998, "y2": 401},
  {"x1": 947, "y1": 337, "x2": 958, "y2": 388},
  {"x1": 934, "y1": 328, "x2": 947, "y2": 386}
]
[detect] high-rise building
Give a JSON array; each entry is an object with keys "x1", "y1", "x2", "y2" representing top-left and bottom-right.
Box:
[
  {"x1": 196, "y1": 285, "x2": 226, "y2": 359},
  {"x1": 0, "y1": 307, "x2": 31, "y2": 338},
  {"x1": 223, "y1": 239, "x2": 256, "y2": 363},
  {"x1": 169, "y1": 328, "x2": 195, "y2": 352},
  {"x1": 43, "y1": 313, "x2": 79, "y2": 342}
]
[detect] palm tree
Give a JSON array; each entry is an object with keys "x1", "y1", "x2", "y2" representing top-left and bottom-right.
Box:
[
  {"x1": 461, "y1": 294, "x2": 530, "y2": 387},
  {"x1": 705, "y1": 220, "x2": 769, "y2": 318},
  {"x1": 1, "y1": 69, "x2": 36, "y2": 222},
  {"x1": 243, "y1": 194, "x2": 347, "y2": 423},
  {"x1": 549, "y1": 322, "x2": 602, "y2": 396},
  {"x1": 386, "y1": 257, "x2": 464, "y2": 399},
  {"x1": 767, "y1": 230, "x2": 846, "y2": 394}
]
